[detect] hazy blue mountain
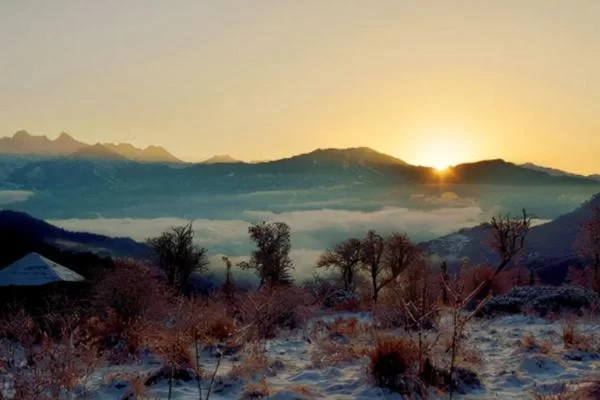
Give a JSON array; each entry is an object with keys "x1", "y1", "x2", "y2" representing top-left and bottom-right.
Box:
[
  {"x1": 1, "y1": 147, "x2": 598, "y2": 221},
  {"x1": 201, "y1": 155, "x2": 244, "y2": 164},
  {"x1": 4, "y1": 147, "x2": 596, "y2": 193},
  {"x1": 421, "y1": 193, "x2": 600, "y2": 283}
]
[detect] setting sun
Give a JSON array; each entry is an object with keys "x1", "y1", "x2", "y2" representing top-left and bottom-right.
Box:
[{"x1": 402, "y1": 129, "x2": 475, "y2": 171}]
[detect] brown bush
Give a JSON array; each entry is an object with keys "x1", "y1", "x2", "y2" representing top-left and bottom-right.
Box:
[
  {"x1": 93, "y1": 259, "x2": 171, "y2": 320},
  {"x1": 311, "y1": 340, "x2": 365, "y2": 368},
  {"x1": 229, "y1": 342, "x2": 269, "y2": 380},
  {"x1": 90, "y1": 260, "x2": 174, "y2": 359},
  {"x1": 234, "y1": 286, "x2": 311, "y2": 341},
  {"x1": 366, "y1": 336, "x2": 422, "y2": 394},
  {"x1": 240, "y1": 377, "x2": 270, "y2": 399},
  {"x1": 461, "y1": 265, "x2": 515, "y2": 297},
  {"x1": 562, "y1": 320, "x2": 596, "y2": 352},
  {"x1": 520, "y1": 334, "x2": 551, "y2": 354}
]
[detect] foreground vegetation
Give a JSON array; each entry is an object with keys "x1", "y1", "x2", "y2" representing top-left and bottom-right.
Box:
[{"x1": 0, "y1": 205, "x2": 599, "y2": 399}]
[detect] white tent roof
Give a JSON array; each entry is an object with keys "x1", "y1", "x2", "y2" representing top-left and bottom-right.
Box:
[{"x1": 0, "y1": 252, "x2": 84, "y2": 286}]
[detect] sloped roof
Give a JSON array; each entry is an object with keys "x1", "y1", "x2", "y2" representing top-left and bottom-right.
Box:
[{"x1": 0, "y1": 252, "x2": 84, "y2": 286}]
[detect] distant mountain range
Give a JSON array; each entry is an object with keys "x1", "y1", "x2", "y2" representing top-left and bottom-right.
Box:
[
  {"x1": 0, "y1": 130, "x2": 182, "y2": 163},
  {"x1": 1, "y1": 147, "x2": 599, "y2": 196},
  {"x1": 521, "y1": 162, "x2": 600, "y2": 182},
  {"x1": 421, "y1": 193, "x2": 600, "y2": 284},
  {"x1": 200, "y1": 154, "x2": 244, "y2": 164}
]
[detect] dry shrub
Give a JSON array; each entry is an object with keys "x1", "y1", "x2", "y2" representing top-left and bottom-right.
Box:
[
  {"x1": 326, "y1": 317, "x2": 366, "y2": 338},
  {"x1": 302, "y1": 274, "x2": 341, "y2": 306},
  {"x1": 534, "y1": 380, "x2": 600, "y2": 400},
  {"x1": 375, "y1": 261, "x2": 441, "y2": 331},
  {"x1": 562, "y1": 320, "x2": 596, "y2": 352},
  {"x1": 311, "y1": 339, "x2": 365, "y2": 368},
  {"x1": 461, "y1": 265, "x2": 515, "y2": 297},
  {"x1": 234, "y1": 286, "x2": 310, "y2": 341},
  {"x1": 240, "y1": 377, "x2": 270, "y2": 399},
  {"x1": 229, "y1": 342, "x2": 269, "y2": 380},
  {"x1": 568, "y1": 265, "x2": 600, "y2": 292},
  {"x1": 207, "y1": 315, "x2": 235, "y2": 342},
  {"x1": 331, "y1": 298, "x2": 361, "y2": 312},
  {"x1": 520, "y1": 334, "x2": 552, "y2": 354},
  {"x1": 13, "y1": 323, "x2": 103, "y2": 400},
  {"x1": 366, "y1": 336, "x2": 422, "y2": 394},
  {"x1": 91, "y1": 259, "x2": 173, "y2": 359}
]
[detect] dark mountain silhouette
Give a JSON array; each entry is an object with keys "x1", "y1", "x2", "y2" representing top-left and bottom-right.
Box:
[
  {"x1": 0, "y1": 210, "x2": 149, "y2": 259},
  {"x1": 421, "y1": 193, "x2": 600, "y2": 284},
  {"x1": 521, "y1": 162, "x2": 600, "y2": 182},
  {"x1": 201, "y1": 154, "x2": 244, "y2": 164},
  {"x1": 71, "y1": 144, "x2": 130, "y2": 161},
  {"x1": 0, "y1": 130, "x2": 182, "y2": 163},
  {"x1": 438, "y1": 159, "x2": 597, "y2": 185},
  {"x1": 3, "y1": 148, "x2": 598, "y2": 195}
]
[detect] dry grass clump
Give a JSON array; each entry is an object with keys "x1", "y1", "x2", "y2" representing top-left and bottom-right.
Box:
[
  {"x1": 240, "y1": 377, "x2": 270, "y2": 399},
  {"x1": 520, "y1": 333, "x2": 552, "y2": 354},
  {"x1": 561, "y1": 320, "x2": 597, "y2": 352},
  {"x1": 365, "y1": 336, "x2": 425, "y2": 395},
  {"x1": 534, "y1": 379, "x2": 600, "y2": 400},
  {"x1": 206, "y1": 315, "x2": 236, "y2": 342},
  {"x1": 229, "y1": 342, "x2": 269, "y2": 380},
  {"x1": 311, "y1": 339, "x2": 365, "y2": 368},
  {"x1": 234, "y1": 286, "x2": 311, "y2": 342},
  {"x1": 325, "y1": 317, "x2": 372, "y2": 338}
]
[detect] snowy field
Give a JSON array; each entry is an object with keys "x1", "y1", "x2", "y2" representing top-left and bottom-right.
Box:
[{"x1": 10, "y1": 312, "x2": 590, "y2": 400}]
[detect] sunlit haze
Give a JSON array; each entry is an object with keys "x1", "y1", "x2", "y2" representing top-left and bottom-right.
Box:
[{"x1": 1, "y1": 1, "x2": 599, "y2": 174}]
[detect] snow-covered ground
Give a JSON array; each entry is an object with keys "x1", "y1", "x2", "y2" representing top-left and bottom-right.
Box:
[
  {"x1": 56, "y1": 313, "x2": 598, "y2": 400},
  {"x1": 3, "y1": 312, "x2": 599, "y2": 399}
]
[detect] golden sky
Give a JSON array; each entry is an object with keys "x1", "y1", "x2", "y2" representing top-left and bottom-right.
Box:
[{"x1": 1, "y1": 1, "x2": 599, "y2": 174}]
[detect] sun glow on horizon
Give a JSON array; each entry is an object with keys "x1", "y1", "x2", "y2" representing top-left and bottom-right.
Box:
[{"x1": 403, "y1": 129, "x2": 476, "y2": 171}]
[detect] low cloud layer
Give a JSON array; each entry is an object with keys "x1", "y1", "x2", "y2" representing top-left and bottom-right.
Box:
[
  {"x1": 0, "y1": 190, "x2": 34, "y2": 205},
  {"x1": 49, "y1": 204, "x2": 495, "y2": 277}
]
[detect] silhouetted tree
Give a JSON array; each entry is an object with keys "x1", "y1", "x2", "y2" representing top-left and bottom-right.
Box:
[
  {"x1": 440, "y1": 261, "x2": 449, "y2": 304},
  {"x1": 361, "y1": 230, "x2": 419, "y2": 303},
  {"x1": 222, "y1": 255, "x2": 234, "y2": 296},
  {"x1": 489, "y1": 209, "x2": 531, "y2": 276},
  {"x1": 317, "y1": 238, "x2": 362, "y2": 292},
  {"x1": 147, "y1": 222, "x2": 209, "y2": 295},
  {"x1": 239, "y1": 222, "x2": 294, "y2": 287},
  {"x1": 470, "y1": 209, "x2": 531, "y2": 299}
]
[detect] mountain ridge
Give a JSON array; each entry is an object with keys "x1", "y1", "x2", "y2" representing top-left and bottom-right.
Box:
[
  {"x1": 521, "y1": 162, "x2": 600, "y2": 182},
  {"x1": 0, "y1": 130, "x2": 182, "y2": 163},
  {"x1": 421, "y1": 193, "x2": 600, "y2": 284}
]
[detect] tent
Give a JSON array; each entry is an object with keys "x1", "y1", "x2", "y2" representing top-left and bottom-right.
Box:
[{"x1": 0, "y1": 252, "x2": 84, "y2": 287}]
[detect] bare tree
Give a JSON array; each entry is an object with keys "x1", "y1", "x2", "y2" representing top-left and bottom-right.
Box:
[
  {"x1": 239, "y1": 222, "x2": 294, "y2": 287},
  {"x1": 361, "y1": 231, "x2": 419, "y2": 303},
  {"x1": 222, "y1": 256, "x2": 234, "y2": 296},
  {"x1": 148, "y1": 222, "x2": 209, "y2": 295},
  {"x1": 361, "y1": 230, "x2": 385, "y2": 303},
  {"x1": 317, "y1": 238, "x2": 362, "y2": 292},
  {"x1": 489, "y1": 209, "x2": 531, "y2": 277},
  {"x1": 465, "y1": 209, "x2": 532, "y2": 300}
]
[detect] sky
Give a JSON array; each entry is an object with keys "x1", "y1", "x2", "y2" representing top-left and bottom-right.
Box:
[{"x1": 1, "y1": 1, "x2": 599, "y2": 173}]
